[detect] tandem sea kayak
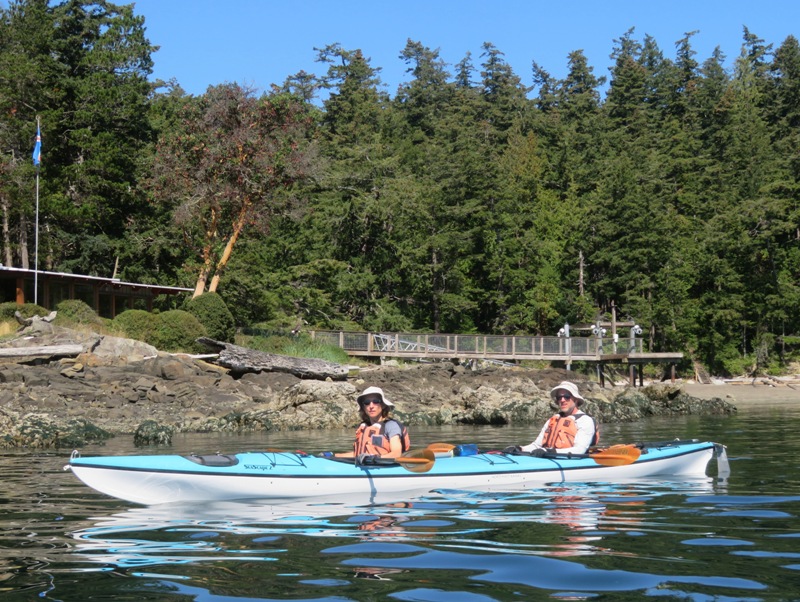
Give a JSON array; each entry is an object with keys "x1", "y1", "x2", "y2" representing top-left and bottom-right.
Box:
[{"x1": 66, "y1": 440, "x2": 729, "y2": 506}]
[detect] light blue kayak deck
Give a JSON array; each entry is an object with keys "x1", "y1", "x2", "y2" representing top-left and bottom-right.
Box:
[{"x1": 70, "y1": 441, "x2": 717, "y2": 479}]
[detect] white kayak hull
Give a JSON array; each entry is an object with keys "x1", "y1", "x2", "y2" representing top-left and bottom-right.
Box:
[{"x1": 67, "y1": 440, "x2": 726, "y2": 506}]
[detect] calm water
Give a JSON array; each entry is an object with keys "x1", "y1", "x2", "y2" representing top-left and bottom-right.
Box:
[{"x1": 2, "y1": 400, "x2": 800, "y2": 601}]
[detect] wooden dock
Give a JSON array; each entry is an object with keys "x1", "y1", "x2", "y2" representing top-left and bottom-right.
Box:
[{"x1": 308, "y1": 331, "x2": 683, "y2": 386}]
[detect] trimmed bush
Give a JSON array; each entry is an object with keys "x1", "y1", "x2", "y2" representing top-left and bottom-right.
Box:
[
  {"x1": 53, "y1": 299, "x2": 101, "y2": 326},
  {"x1": 0, "y1": 302, "x2": 48, "y2": 321},
  {"x1": 150, "y1": 310, "x2": 207, "y2": 353},
  {"x1": 113, "y1": 309, "x2": 155, "y2": 343},
  {"x1": 184, "y1": 292, "x2": 236, "y2": 342}
]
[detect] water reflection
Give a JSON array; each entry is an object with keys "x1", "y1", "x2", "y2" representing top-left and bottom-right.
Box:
[
  {"x1": 332, "y1": 543, "x2": 764, "y2": 594},
  {"x1": 69, "y1": 477, "x2": 725, "y2": 572},
  {"x1": 67, "y1": 476, "x2": 764, "y2": 600}
]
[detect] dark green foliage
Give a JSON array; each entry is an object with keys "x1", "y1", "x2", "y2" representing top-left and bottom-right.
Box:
[
  {"x1": 184, "y1": 292, "x2": 236, "y2": 342},
  {"x1": 112, "y1": 309, "x2": 154, "y2": 343},
  {"x1": 149, "y1": 310, "x2": 207, "y2": 353},
  {"x1": 114, "y1": 308, "x2": 205, "y2": 352},
  {"x1": 0, "y1": 0, "x2": 157, "y2": 275},
  {"x1": 53, "y1": 299, "x2": 100, "y2": 326}
]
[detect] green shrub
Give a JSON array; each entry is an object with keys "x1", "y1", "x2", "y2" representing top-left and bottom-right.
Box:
[
  {"x1": 184, "y1": 292, "x2": 236, "y2": 342},
  {"x1": 113, "y1": 309, "x2": 155, "y2": 343},
  {"x1": 0, "y1": 302, "x2": 48, "y2": 321},
  {"x1": 53, "y1": 299, "x2": 101, "y2": 326},
  {"x1": 150, "y1": 310, "x2": 207, "y2": 353}
]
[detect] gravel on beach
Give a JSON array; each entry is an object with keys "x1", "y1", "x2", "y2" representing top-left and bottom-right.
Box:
[{"x1": 683, "y1": 382, "x2": 800, "y2": 407}]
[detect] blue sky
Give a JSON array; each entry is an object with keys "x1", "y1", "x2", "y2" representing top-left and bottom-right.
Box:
[{"x1": 132, "y1": 0, "x2": 798, "y2": 97}]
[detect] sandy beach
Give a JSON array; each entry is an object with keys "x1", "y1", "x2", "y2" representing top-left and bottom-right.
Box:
[{"x1": 683, "y1": 381, "x2": 800, "y2": 408}]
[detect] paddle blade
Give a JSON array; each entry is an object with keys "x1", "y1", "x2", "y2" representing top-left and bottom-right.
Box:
[
  {"x1": 591, "y1": 444, "x2": 641, "y2": 466},
  {"x1": 426, "y1": 442, "x2": 456, "y2": 456},
  {"x1": 395, "y1": 448, "x2": 436, "y2": 473}
]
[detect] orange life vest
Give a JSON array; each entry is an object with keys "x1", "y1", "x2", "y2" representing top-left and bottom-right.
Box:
[
  {"x1": 354, "y1": 419, "x2": 411, "y2": 456},
  {"x1": 543, "y1": 412, "x2": 599, "y2": 449}
]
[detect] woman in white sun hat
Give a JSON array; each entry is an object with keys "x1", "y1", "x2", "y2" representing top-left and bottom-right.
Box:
[
  {"x1": 325, "y1": 386, "x2": 411, "y2": 463},
  {"x1": 508, "y1": 381, "x2": 597, "y2": 456}
]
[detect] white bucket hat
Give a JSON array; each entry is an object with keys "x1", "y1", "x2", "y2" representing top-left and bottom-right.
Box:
[
  {"x1": 356, "y1": 386, "x2": 394, "y2": 407},
  {"x1": 549, "y1": 381, "x2": 585, "y2": 406}
]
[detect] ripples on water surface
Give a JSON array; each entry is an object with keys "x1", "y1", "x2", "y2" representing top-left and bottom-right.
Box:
[{"x1": 2, "y1": 403, "x2": 800, "y2": 601}]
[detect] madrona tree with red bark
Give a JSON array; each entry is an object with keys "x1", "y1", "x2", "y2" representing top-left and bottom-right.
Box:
[{"x1": 151, "y1": 83, "x2": 317, "y2": 298}]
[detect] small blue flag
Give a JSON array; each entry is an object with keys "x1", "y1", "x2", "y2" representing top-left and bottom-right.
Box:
[{"x1": 32, "y1": 125, "x2": 42, "y2": 167}]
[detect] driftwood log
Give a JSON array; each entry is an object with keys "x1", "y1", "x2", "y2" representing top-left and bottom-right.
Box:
[
  {"x1": 197, "y1": 337, "x2": 349, "y2": 381},
  {"x1": 0, "y1": 344, "x2": 84, "y2": 360}
]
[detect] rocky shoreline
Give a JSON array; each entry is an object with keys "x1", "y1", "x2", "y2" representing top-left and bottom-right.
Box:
[{"x1": 0, "y1": 325, "x2": 737, "y2": 449}]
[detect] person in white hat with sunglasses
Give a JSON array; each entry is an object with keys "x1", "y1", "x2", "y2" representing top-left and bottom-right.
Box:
[
  {"x1": 506, "y1": 381, "x2": 597, "y2": 456},
  {"x1": 321, "y1": 386, "x2": 411, "y2": 464}
]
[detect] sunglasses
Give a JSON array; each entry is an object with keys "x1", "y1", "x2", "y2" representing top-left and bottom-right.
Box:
[
  {"x1": 360, "y1": 398, "x2": 383, "y2": 406},
  {"x1": 555, "y1": 393, "x2": 573, "y2": 401}
]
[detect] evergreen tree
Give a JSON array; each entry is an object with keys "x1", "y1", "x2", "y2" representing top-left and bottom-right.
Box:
[
  {"x1": 1, "y1": 0, "x2": 155, "y2": 276},
  {"x1": 309, "y1": 43, "x2": 410, "y2": 329},
  {"x1": 590, "y1": 31, "x2": 688, "y2": 350},
  {"x1": 45, "y1": 0, "x2": 156, "y2": 275},
  {"x1": 0, "y1": 0, "x2": 55, "y2": 268},
  {"x1": 393, "y1": 41, "x2": 482, "y2": 332}
]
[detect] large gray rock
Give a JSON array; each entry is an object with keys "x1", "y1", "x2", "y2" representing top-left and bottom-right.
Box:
[{"x1": 92, "y1": 335, "x2": 159, "y2": 362}]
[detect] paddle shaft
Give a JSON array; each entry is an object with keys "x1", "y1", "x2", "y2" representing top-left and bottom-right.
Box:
[
  {"x1": 483, "y1": 443, "x2": 642, "y2": 466},
  {"x1": 378, "y1": 456, "x2": 430, "y2": 464}
]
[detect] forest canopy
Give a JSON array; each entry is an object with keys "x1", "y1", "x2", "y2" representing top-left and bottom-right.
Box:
[{"x1": 2, "y1": 0, "x2": 800, "y2": 376}]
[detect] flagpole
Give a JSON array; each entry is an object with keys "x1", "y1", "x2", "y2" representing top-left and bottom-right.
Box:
[
  {"x1": 33, "y1": 117, "x2": 41, "y2": 305},
  {"x1": 34, "y1": 163, "x2": 39, "y2": 305}
]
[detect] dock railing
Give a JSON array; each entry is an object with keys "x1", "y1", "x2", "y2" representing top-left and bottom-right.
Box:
[{"x1": 309, "y1": 331, "x2": 644, "y2": 362}]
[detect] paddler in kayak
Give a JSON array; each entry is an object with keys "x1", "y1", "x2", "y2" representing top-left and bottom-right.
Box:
[
  {"x1": 325, "y1": 386, "x2": 411, "y2": 464},
  {"x1": 505, "y1": 381, "x2": 597, "y2": 456}
]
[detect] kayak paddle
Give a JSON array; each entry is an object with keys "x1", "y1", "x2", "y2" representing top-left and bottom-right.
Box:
[
  {"x1": 426, "y1": 442, "x2": 456, "y2": 455},
  {"x1": 490, "y1": 443, "x2": 643, "y2": 466},
  {"x1": 392, "y1": 448, "x2": 436, "y2": 473},
  {"x1": 584, "y1": 444, "x2": 642, "y2": 466}
]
